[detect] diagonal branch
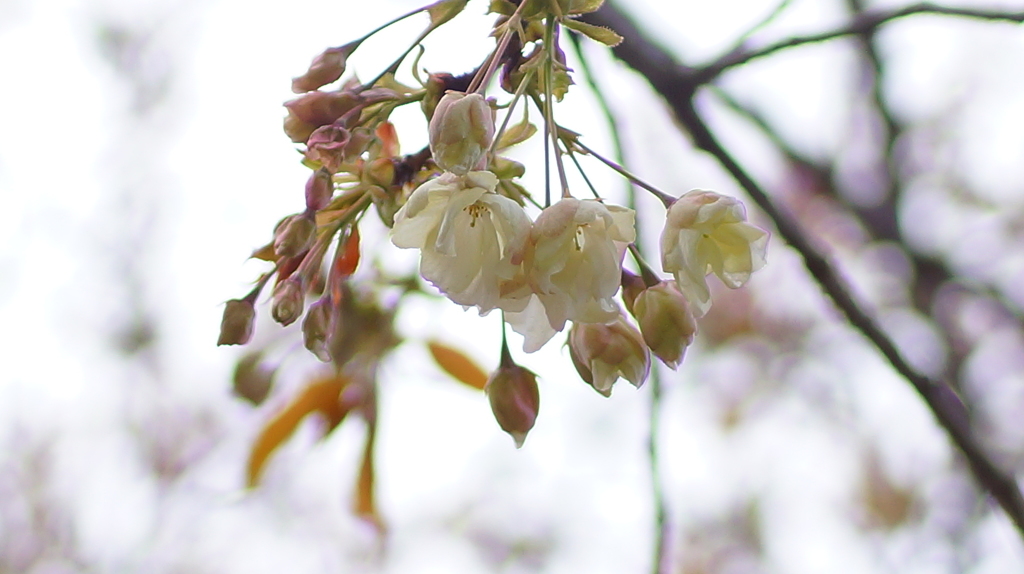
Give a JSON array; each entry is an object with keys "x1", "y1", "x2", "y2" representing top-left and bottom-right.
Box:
[{"x1": 583, "y1": 0, "x2": 1024, "y2": 539}]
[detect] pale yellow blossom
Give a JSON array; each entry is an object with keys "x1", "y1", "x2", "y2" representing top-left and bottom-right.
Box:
[
  {"x1": 391, "y1": 171, "x2": 531, "y2": 314},
  {"x1": 660, "y1": 190, "x2": 768, "y2": 316}
]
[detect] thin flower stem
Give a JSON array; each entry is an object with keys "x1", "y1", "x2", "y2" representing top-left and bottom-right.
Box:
[
  {"x1": 298, "y1": 193, "x2": 372, "y2": 279},
  {"x1": 468, "y1": 0, "x2": 528, "y2": 94},
  {"x1": 488, "y1": 67, "x2": 536, "y2": 158},
  {"x1": 543, "y1": 17, "x2": 571, "y2": 199},
  {"x1": 363, "y1": 26, "x2": 435, "y2": 89},
  {"x1": 648, "y1": 366, "x2": 667, "y2": 574},
  {"x1": 627, "y1": 244, "x2": 662, "y2": 288},
  {"x1": 566, "y1": 149, "x2": 600, "y2": 199},
  {"x1": 573, "y1": 140, "x2": 676, "y2": 207},
  {"x1": 568, "y1": 33, "x2": 636, "y2": 242}
]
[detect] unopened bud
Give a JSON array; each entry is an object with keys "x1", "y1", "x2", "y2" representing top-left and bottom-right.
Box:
[
  {"x1": 305, "y1": 169, "x2": 333, "y2": 212},
  {"x1": 292, "y1": 44, "x2": 355, "y2": 93},
  {"x1": 283, "y1": 91, "x2": 360, "y2": 143},
  {"x1": 568, "y1": 315, "x2": 651, "y2": 396},
  {"x1": 217, "y1": 298, "x2": 256, "y2": 346},
  {"x1": 632, "y1": 281, "x2": 697, "y2": 369},
  {"x1": 428, "y1": 91, "x2": 495, "y2": 174},
  {"x1": 343, "y1": 127, "x2": 374, "y2": 164},
  {"x1": 305, "y1": 124, "x2": 350, "y2": 173},
  {"x1": 302, "y1": 297, "x2": 333, "y2": 362},
  {"x1": 233, "y1": 352, "x2": 274, "y2": 405},
  {"x1": 274, "y1": 214, "x2": 316, "y2": 259},
  {"x1": 271, "y1": 278, "x2": 305, "y2": 326},
  {"x1": 486, "y1": 362, "x2": 540, "y2": 448}
]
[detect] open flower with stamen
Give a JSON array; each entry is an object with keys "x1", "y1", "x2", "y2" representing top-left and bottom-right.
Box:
[
  {"x1": 391, "y1": 171, "x2": 532, "y2": 314},
  {"x1": 660, "y1": 190, "x2": 768, "y2": 317},
  {"x1": 526, "y1": 198, "x2": 635, "y2": 335}
]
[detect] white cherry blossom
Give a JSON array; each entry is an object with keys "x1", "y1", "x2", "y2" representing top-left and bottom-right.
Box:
[
  {"x1": 527, "y1": 198, "x2": 636, "y2": 332},
  {"x1": 660, "y1": 190, "x2": 768, "y2": 316},
  {"x1": 391, "y1": 171, "x2": 532, "y2": 314}
]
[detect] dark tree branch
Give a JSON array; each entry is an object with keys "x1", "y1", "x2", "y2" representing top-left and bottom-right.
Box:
[{"x1": 583, "y1": 1, "x2": 1024, "y2": 540}]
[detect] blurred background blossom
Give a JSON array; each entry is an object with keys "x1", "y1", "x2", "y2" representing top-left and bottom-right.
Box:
[{"x1": 2, "y1": 0, "x2": 1024, "y2": 572}]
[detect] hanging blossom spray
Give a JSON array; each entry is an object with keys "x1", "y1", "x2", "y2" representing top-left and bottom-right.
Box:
[{"x1": 218, "y1": 0, "x2": 768, "y2": 525}]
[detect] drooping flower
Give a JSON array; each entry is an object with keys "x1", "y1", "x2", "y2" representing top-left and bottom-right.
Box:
[
  {"x1": 528, "y1": 198, "x2": 636, "y2": 332},
  {"x1": 390, "y1": 171, "x2": 532, "y2": 314},
  {"x1": 568, "y1": 313, "x2": 650, "y2": 396},
  {"x1": 660, "y1": 190, "x2": 768, "y2": 316},
  {"x1": 631, "y1": 281, "x2": 697, "y2": 369}
]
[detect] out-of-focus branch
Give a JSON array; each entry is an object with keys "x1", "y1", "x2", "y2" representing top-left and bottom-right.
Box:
[
  {"x1": 582, "y1": 1, "x2": 1024, "y2": 540},
  {"x1": 695, "y1": 3, "x2": 1024, "y2": 82}
]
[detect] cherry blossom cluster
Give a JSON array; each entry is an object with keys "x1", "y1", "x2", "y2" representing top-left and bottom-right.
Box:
[{"x1": 219, "y1": 0, "x2": 769, "y2": 450}]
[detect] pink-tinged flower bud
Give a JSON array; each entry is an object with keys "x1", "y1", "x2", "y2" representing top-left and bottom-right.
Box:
[
  {"x1": 428, "y1": 91, "x2": 495, "y2": 174},
  {"x1": 305, "y1": 169, "x2": 333, "y2": 212},
  {"x1": 632, "y1": 281, "x2": 697, "y2": 369},
  {"x1": 283, "y1": 91, "x2": 360, "y2": 143},
  {"x1": 486, "y1": 362, "x2": 540, "y2": 448},
  {"x1": 302, "y1": 297, "x2": 333, "y2": 362},
  {"x1": 271, "y1": 278, "x2": 304, "y2": 326},
  {"x1": 568, "y1": 315, "x2": 650, "y2": 396},
  {"x1": 274, "y1": 214, "x2": 316, "y2": 259},
  {"x1": 217, "y1": 298, "x2": 256, "y2": 346},
  {"x1": 291, "y1": 44, "x2": 356, "y2": 94},
  {"x1": 305, "y1": 124, "x2": 350, "y2": 173}
]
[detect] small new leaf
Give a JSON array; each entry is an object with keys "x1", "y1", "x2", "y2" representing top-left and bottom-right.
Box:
[
  {"x1": 568, "y1": 0, "x2": 604, "y2": 15},
  {"x1": 427, "y1": 340, "x2": 489, "y2": 390},
  {"x1": 496, "y1": 116, "x2": 538, "y2": 150},
  {"x1": 488, "y1": 0, "x2": 517, "y2": 16},
  {"x1": 562, "y1": 19, "x2": 622, "y2": 47},
  {"x1": 427, "y1": 0, "x2": 469, "y2": 28}
]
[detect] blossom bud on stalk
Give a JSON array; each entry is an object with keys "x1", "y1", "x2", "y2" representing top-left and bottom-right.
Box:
[
  {"x1": 305, "y1": 169, "x2": 333, "y2": 212},
  {"x1": 632, "y1": 281, "x2": 697, "y2": 369},
  {"x1": 302, "y1": 297, "x2": 333, "y2": 362},
  {"x1": 271, "y1": 278, "x2": 304, "y2": 326},
  {"x1": 274, "y1": 214, "x2": 316, "y2": 259},
  {"x1": 486, "y1": 358, "x2": 540, "y2": 448},
  {"x1": 291, "y1": 44, "x2": 355, "y2": 94},
  {"x1": 428, "y1": 91, "x2": 495, "y2": 174},
  {"x1": 217, "y1": 298, "x2": 256, "y2": 346},
  {"x1": 568, "y1": 315, "x2": 650, "y2": 396}
]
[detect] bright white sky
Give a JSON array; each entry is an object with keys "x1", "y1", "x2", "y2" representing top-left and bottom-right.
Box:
[{"x1": 1, "y1": 0, "x2": 1024, "y2": 572}]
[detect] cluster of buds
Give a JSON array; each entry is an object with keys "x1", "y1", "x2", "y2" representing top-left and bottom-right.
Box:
[{"x1": 219, "y1": 0, "x2": 769, "y2": 454}]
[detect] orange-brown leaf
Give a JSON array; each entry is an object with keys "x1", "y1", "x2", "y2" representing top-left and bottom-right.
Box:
[
  {"x1": 353, "y1": 424, "x2": 383, "y2": 530},
  {"x1": 246, "y1": 375, "x2": 349, "y2": 487},
  {"x1": 427, "y1": 340, "x2": 488, "y2": 390},
  {"x1": 376, "y1": 121, "x2": 400, "y2": 158}
]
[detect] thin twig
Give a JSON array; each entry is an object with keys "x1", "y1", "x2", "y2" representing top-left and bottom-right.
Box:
[{"x1": 696, "y1": 3, "x2": 1024, "y2": 82}]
